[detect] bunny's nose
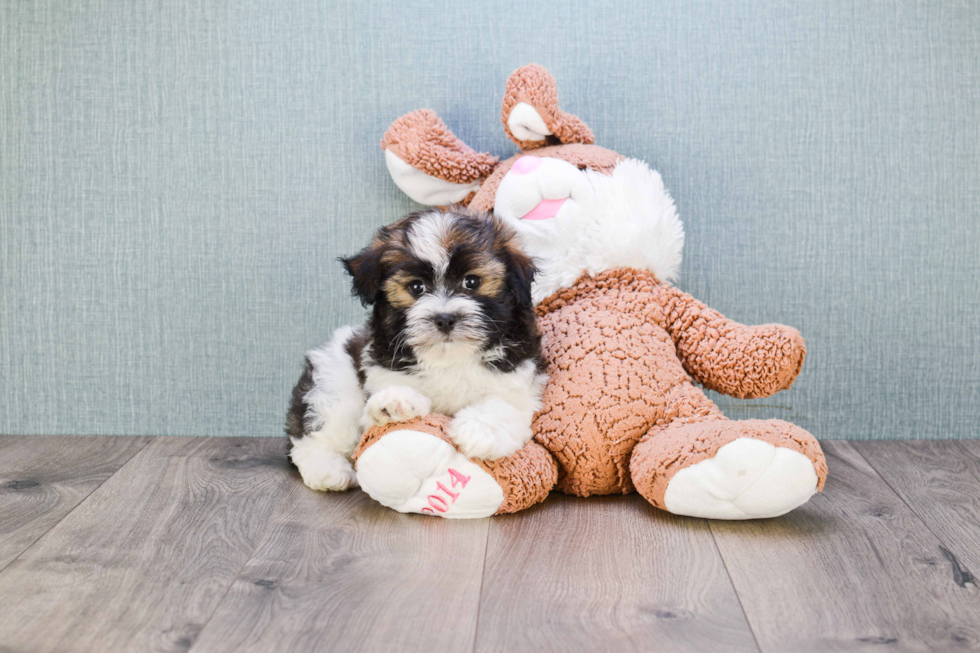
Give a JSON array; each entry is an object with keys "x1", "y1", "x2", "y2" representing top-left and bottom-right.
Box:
[{"x1": 510, "y1": 156, "x2": 542, "y2": 175}]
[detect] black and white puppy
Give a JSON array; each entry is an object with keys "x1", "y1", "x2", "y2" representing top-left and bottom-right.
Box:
[{"x1": 286, "y1": 207, "x2": 546, "y2": 492}]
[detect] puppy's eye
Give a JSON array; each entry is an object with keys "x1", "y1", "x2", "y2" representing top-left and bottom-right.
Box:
[
  {"x1": 407, "y1": 280, "x2": 425, "y2": 297},
  {"x1": 463, "y1": 275, "x2": 481, "y2": 291}
]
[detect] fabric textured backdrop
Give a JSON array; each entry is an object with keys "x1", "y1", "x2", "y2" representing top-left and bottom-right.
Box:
[{"x1": 2, "y1": 1, "x2": 978, "y2": 439}]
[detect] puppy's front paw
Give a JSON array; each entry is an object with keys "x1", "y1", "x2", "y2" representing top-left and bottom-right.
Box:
[
  {"x1": 361, "y1": 385, "x2": 432, "y2": 428},
  {"x1": 289, "y1": 440, "x2": 358, "y2": 492},
  {"x1": 449, "y1": 419, "x2": 507, "y2": 460},
  {"x1": 448, "y1": 400, "x2": 530, "y2": 461}
]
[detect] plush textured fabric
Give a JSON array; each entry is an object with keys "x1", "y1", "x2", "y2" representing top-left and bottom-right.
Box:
[
  {"x1": 533, "y1": 268, "x2": 825, "y2": 497},
  {"x1": 631, "y1": 419, "x2": 828, "y2": 510},
  {"x1": 662, "y1": 280, "x2": 805, "y2": 399},
  {"x1": 500, "y1": 64, "x2": 594, "y2": 151},
  {"x1": 354, "y1": 414, "x2": 557, "y2": 515},
  {"x1": 381, "y1": 110, "x2": 498, "y2": 185}
]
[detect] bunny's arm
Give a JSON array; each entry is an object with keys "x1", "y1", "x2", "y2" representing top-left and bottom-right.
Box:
[{"x1": 658, "y1": 285, "x2": 807, "y2": 399}]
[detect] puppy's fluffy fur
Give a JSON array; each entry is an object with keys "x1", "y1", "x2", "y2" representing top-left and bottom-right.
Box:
[{"x1": 286, "y1": 207, "x2": 546, "y2": 492}]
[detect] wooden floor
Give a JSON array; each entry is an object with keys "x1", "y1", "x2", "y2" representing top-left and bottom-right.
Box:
[{"x1": 1, "y1": 437, "x2": 979, "y2": 652}]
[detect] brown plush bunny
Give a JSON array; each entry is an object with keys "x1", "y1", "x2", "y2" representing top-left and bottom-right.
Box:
[{"x1": 354, "y1": 64, "x2": 827, "y2": 519}]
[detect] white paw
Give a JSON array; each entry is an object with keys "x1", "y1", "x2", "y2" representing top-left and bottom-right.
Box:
[
  {"x1": 447, "y1": 399, "x2": 531, "y2": 461},
  {"x1": 663, "y1": 438, "x2": 818, "y2": 520},
  {"x1": 361, "y1": 385, "x2": 431, "y2": 428},
  {"x1": 356, "y1": 429, "x2": 504, "y2": 519},
  {"x1": 290, "y1": 438, "x2": 358, "y2": 491}
]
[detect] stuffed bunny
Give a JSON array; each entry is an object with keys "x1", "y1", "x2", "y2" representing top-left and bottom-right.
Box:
[{"x1": 353, "y1": 65, "x2": 827, "y2": 519}]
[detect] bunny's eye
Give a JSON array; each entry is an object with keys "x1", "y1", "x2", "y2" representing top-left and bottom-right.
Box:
[{"x1": 407, "y1": 280, "x2": 425, "y2": 297}]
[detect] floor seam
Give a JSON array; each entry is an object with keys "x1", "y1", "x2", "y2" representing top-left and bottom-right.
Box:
[
  {"x1": 708, "y1": 520, "x2": 764, "y2": 653},
  {"x1": 0, "y1": 435, "x2": 155, "y2": 577},
  {"x1": 469, "y1": 516, "x2": 492, "y2": 653}
]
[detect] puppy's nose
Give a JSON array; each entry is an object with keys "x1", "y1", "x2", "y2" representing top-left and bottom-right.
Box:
[
  {"x1": 432, "y1": 313, "x2": 458, "y2": 334},
  {"x1": 511, "y1": 156, "x2": 541, "y2": 175}
]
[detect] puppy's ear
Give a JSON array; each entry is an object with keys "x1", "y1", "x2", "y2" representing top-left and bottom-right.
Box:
[
  {"x1": 480, "y1": 213, "x2": 536, "y2": 309},
  {"x1": 504, "y1": 244, "x2": 537, "y2": 310},
  {"x1": 340, "y1": 239, "x2": 386, "y2": 306}
]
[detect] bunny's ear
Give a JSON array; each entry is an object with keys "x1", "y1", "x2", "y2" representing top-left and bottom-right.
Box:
[
  {"x1": 381, "y1": 110, "x2": 498, "y2": 206},
  {"x1": 501, "y1": 64, "x2": 594, "y2": 151}
]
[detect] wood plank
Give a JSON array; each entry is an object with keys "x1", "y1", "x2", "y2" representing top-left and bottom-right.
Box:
[
  {"x1": 0, "y1": 436, "x2": 294, "y2": 653},
  {"x1": 475, "y1": 494, "x2": 759, "y2": 653},
  {"x1": 854, "y1": 440, "x2": 980, "y2": 574},
  {"x1": 0, "y1": 435, "x2": 150, "y2": 571},
  {"x1": 189, "y1": 488, "x2": 489, "y2": 653},
  {"x1": 710, "y1": 441, "x2": 980, "y2": 653}
]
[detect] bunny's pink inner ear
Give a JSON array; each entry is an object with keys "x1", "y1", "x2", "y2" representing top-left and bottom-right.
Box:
[
  {"x1": 381, "y1": 109, "x2": 498, "y2": 206},
  {"x1": 501, "y1": 64, "x2": 594, "y2": 151}
]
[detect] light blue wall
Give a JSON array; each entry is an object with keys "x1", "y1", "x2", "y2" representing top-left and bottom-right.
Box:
[{"x1": 2, "y1": 0, "x2": 978, "y2": 439}]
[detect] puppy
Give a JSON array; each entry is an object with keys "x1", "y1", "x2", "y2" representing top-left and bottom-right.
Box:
[{"x1": 285, "y1": 206, "x2": 546, "y2": 492}]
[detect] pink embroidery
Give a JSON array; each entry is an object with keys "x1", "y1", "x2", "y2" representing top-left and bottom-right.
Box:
[
  {"x1": 428, "y1": 495, "x2": 448, "y2": 512},
  {"x1": 419, "y1": 468, "x2": 473, "y2": 516},
  {"x1": 436, "y1": 481, "x2": 459, "y2": 503},
  {"x1": 448, "y1": 468, "x2": 471, "y2": 488}
]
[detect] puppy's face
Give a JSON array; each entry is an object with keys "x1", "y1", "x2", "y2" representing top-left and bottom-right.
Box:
[{"x1": 342, "y1": 208, "x2": 537, "y2": 368}]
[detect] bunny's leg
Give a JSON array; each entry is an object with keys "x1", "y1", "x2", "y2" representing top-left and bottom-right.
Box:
[
  {"x1": 354, "y1": 415, "x2": 557, "y2": 518},
  {"x1": 629, "y1": 383, "x2": 827, "y2": 519}
]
